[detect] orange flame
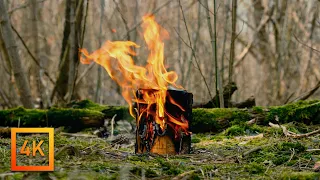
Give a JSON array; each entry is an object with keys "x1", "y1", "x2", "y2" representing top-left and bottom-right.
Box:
[{"x1": 80, "y1": 15, "x2": 188, "y2": 133}]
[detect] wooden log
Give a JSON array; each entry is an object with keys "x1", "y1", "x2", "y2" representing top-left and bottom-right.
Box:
[
  {"x1": 0, "y1": 107, "x2": 105, "y2": 132},
  {"x1": 193, "y1": 82, "x2": 238, "y2": 108},
  {"x1": 230, "y1": 96, "x2": 256, "y2": 108},
  {"x1": 191, "y1": 100, "x2": 320, "y2": 133},
  {"x1": 134, "y1": 89, "x2": 192, "y2": 155}
]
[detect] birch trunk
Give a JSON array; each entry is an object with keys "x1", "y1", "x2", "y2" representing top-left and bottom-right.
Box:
[{"x1": 0, "y1": 1, "x2": 34, "y2": 108}]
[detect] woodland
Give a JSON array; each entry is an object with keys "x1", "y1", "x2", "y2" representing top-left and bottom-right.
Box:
[{"x1": 0, "y1": 0, "x2": 320, "y2": 179}]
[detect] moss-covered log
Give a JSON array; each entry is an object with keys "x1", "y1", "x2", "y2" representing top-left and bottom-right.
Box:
[
  {"x1": 0, "y1": 100, "x2": 320, "y2": 133},
  {"x1": 66, "y1": 100, "x2": 133, "y2": 122},
  {"x1": 0, "y1": 107, "x2": 105, "y2": 132},
  {"x1": 191, "y1": 100, "x2": 320, "y2": 133}
]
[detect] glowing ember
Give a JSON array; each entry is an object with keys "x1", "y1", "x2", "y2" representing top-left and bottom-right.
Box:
[{"x1": 80, "y1": 15, "x2": 188, "y2": 135}]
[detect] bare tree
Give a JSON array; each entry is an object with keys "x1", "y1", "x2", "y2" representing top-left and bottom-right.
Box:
[
  {"x1": 228, "y1": 0, "x2": 237, "y2": 106},
  {"x1": 30, "y1": 0, "x2": 45, "y2": 107},
  {"x1": 205, "y1": 0, "x2": 223, "y2": 107},
  {"x1": 0, "y1": 0, "x2": 34, "y2": 108},
  {"x1": 95, "y1": 0, "x2": 105, "y2": 103},
  {"x1": 67, "y1": 0, "x2": 76, "y2": 102}
]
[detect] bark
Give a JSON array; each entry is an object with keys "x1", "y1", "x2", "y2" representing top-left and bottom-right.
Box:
[
  {"x1": 205, "y1": 0, "x2": 223, "y2": 108},
  {"x1": 95, "y1": 0, "x2": 105, "y2": 103},
  {"x1": 252, "y1": 0, "x2": 274, "y2": 105},
  {"x1": 0, "y1": 1, "x2": 34, "y2": 108},
  {"x1": 67, "y1": 0, "x2": 76, "y2": 102},
  {"x1": 53, "y1": 0, "x2": 84, "y2": 102},
  {"x1": 51, "y1": 0, "x2": 71, "y2": 101},
  {"x1": 228, "y1": 0, "x2": 237, "y2": 106},
  {"x1": 0, "y1": 28, "x2": 11, "y2": 73},
  {"x1": 30, "y1": 0, "x2": 42, "y2": 104},
  {"x1": 0, "y1": 28, "x2": 17, "y2": 107}
]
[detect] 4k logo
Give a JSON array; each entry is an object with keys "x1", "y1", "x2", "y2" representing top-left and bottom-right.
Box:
[
  {"x1": 11, "y1": 128, "x2": 54, "y2": 171},
  {"x1": 20, "y1": 140, "x2": 45, "y2": 157}
]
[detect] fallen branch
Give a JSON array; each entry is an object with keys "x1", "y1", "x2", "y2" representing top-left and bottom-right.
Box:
[
  {"x1": 289, "y1": 81, "x2": 320, "y2": 103},
  {"x1": 306, "y1": 149, "x2": 320, "y2": 152},
  {"x1": 242, "y1": 144, "x2": 269, "y2": 157},
  {"x1": 60, "y1": 132, "x2": 98, "y2": 138},
  {"x1": 172, "y1": 170, "x2": 199, "y2": 180},
  {"x1": 269, "y1": 122, "x2": 320, "y2": 139}
]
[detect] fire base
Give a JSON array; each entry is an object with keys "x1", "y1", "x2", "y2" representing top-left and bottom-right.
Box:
[{"x1": 134, "y1": 89, "x2": 193, "y2": 155}]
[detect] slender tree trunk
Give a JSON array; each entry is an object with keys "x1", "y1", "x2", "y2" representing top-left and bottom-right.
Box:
[
  {"x1": 95, "y1": 0, "x2": 105, "y2": 103},
  {"x1": 205, "y1": 0, "x2": 223, "y2": 107},
  {"x1": 67, "y1": 0, "x2": 76, "y2": 102},
  {"x1": 220, "y1": 2, "x2": 230, "y2": 86},
  {"x1": 0, "y1": 27, "x2": 16, "y2": 107},
  {"x1": 0, "y1": 0, "x2": 34, "y2": 108},
  {"x1": 30, "y1": 0, "x2": 45, "y2": 108},
  {"x1": 228, "y1": 0, "x2": 237, "y2": 106},
  {"x1": 51, "y1": 0, "x2": 71, "y2": 102}
]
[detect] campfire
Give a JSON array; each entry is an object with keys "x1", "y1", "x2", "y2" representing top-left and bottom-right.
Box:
[{"x1": 80, "y1": 15, "x2": 192, "y2": 155}]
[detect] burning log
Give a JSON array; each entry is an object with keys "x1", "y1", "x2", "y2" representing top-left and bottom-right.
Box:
[{"x1": 134, "y1": 89, "x2": 193, "y2": 155}]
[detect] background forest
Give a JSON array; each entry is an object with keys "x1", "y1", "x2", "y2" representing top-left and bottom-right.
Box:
[{"x1": 0, "y1": 0, "x2": 319, "y2": 109}]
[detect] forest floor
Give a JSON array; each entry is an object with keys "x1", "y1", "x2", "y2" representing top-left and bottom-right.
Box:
[{"x1": 0, "y1": 121, "x2": 320, "y2": 180}]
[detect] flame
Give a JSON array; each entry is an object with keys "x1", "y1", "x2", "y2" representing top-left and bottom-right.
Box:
[{"x1": 80, "y1": 15, "x2": 188, "y2": 134}]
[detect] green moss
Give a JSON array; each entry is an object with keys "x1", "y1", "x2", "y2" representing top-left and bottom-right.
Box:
[
  {"x1": 281, "y1": 171, "x2": 320, "y2": 180},
  {"x1": 191, "y1": 138, "x2": 201, "y2": 143},
  {"x1": 156, "y1": 158, "x2": 182, "y2": 175},
  {"x1": 277, "y1": 142, "x2": 306, "y2": 153},
  {"x1": 252, "y1": 106, "x2": 264, "y2": 113},
  {"x1": 224, "y1": 124, "x2": 264, "y2": 136},
  {"x1": 225, "y1": 125, "x2": 245, "y2": 136},
  {"x1": 67, "y1": 99, "x2": 133, "y2": 122},
  {"x1": 244, "y1": 162, "x2": 265, "y2": 174},
  {"x1": 191, "y1": 108, "x2": 250, "y2": 133},
  {"x1": 0, "y1": 107, "x2": 46, "y2": 126},
  {"x1": 130, "y1": 167, "x2": 158, "y2": 178},
  {"x1": 267, "y1": 100, "x2": 320, "y2": 124}
]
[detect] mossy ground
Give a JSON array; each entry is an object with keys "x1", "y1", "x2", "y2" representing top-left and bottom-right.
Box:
[{"x1": 0, "y1": 122, "x2": 319, "y2": 179}]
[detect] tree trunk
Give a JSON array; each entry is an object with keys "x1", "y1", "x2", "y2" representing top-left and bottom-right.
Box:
[
  {"x1": 67, "y1": 0, "x2": 76, "y2": 102},
  {"x1": 205, "y1": 0, "x2": 220, "y2": 107},
  {"x1": 0, "y1": 1, "x2": 34, "y2": 108},
  {"x1": 51, "y1": 0, "x2": 71, "y2": 102},
  {"x1": 0, "y1": 28, "x2": 17, "y2": 107},
  {"x1": 228, "y1": 0, "x2": 237, "y2": 106},
  {"x1": 94, "y1": 0, "x2": 105, "y2": 103}
]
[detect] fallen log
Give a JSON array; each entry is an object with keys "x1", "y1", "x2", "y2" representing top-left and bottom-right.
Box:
[
  {"x1": 0, "y1": 107, "x2": 105, "y2": 132},
  {"x1": 230, "y1": 96, "x2": 256, "y2": 108},
  {"x1": 191, "y1": 100, "x2": 320, "y2": 133},
  {"x1": 193, "y1": 82, "x2": 238, "y2": 108},
  {"x1": 0, "y1": 100, "x2": 319, "y2": 134}
]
